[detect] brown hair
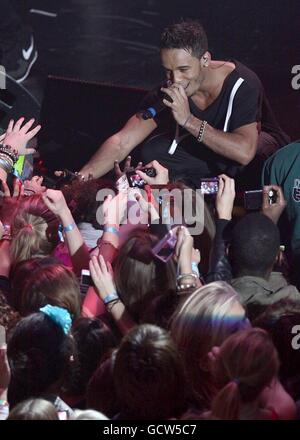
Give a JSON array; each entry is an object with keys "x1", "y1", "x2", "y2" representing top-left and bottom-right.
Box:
[
  {"x1": 113, "y1": 230, "x2": 176, "y2": 321},
  {"x1": 10, "y1": 194, "x2": 59, "y2": 267},
  {"x1": 11, "y1": 257, "x2": 81, "y2": 319},
  {"x1": 211, "y1": 328, "x2": 279, "y2": 420},
  {"x1": 114, "y1": 324, "x2": 187, "y2": 419}
]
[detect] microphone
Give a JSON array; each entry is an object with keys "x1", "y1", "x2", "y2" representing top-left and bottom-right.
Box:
[{"x1": 141, "y1": 84, "x2": 173, "y2": 120}]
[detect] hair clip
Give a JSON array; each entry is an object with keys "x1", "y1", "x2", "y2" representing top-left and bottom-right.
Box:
[{"x1": 40, "y1": 304, "x2": 72, "y2": 335}]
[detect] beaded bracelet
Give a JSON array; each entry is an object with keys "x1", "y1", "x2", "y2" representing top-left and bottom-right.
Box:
[
  {"x1": 177, "y1": 282, "x2": 197, "y2": 292},
  {"x1": 0, "y1": 144, "x2": 19, "y2": 163},
  {"x1": 197, "y1": 120, "x2": 208, "y2": 143},
  {"x1": 106, "y1": 299, "x2": 120, "y2": 312},
  {"x1": 176, "y1": 273, "x2": 198, "y2": 282}
]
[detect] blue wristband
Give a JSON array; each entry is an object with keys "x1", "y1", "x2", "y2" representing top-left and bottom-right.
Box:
[
  {"x1": 103, "y1": 292, "x2": 119, "y2": 304},
  {"x1": 103, "y1": 226, "x2": 120, "y2": 236},
  {"x1": 63, "y1": 223, "x2": 76, "y2": 232},
  {"x1": 191, "y1": 261, "x2": 200, "y2": 277}
]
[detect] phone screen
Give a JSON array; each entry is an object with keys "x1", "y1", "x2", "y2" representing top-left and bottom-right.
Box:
[
  {"x1": 81, "y1": 269, "x2": 94, "y2": 287},
  {"x1": 200, "y1": 178, "x2": 219, "y2": 195},
  {"x1": 126, "y1": 171, "x2": 146, "y2": 189}
]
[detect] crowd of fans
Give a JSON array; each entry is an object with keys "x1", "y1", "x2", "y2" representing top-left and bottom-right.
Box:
[{"x1": 0, "y1": 117, "x2": 300, "y2": 420}]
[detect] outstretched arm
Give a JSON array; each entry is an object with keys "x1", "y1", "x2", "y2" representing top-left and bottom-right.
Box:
[{"x1": 80, "y1": 114, "x2": 157, "y2": 179}]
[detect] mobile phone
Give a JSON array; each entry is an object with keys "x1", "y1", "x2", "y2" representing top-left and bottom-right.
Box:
[
  {"x1": 200, "y1": 177, "x2": 219, "y2": 195},
  {"x1": 126, "y1": 167, "x2": 156, "y2": 189},
  {"x1": 0, "y1": 325, "x2": 6, "y2": 347},
  {"x1": 151, "y1": 228, "x2": 177, "y2": 262},
  {"x1": 244, "y1": 190, "x2": 263, "y2": 210},
  {"x1": 244, "y1": 189, "x2": 277, "y2": 210},
  {"x1": 81, "y1": 269, "x2": 94, "y2": 287}
]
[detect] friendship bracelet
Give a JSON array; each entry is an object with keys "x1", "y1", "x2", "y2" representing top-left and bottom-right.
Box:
[
  {"x1": 106, "y1": 299, "x2": 121, "y2": 312},
  {"x1": 103, "y1": 226, "x2": 120, "y2": 236},
  {"x1": 197, "y1": 120, "x2": 208, "y2": 143},
  {"x1": 103, "y1": 292, "x2": 120, "y2": 305}
]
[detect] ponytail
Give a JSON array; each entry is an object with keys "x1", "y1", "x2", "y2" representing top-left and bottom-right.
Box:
[{"x1": 211, "y1": 381, "x2": 241, "y2": 420}]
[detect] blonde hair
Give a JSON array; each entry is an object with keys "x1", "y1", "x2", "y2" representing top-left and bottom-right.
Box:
[
  {"x1": 211, "y1": 328, "x2": 279, "y2": 420},
  {"x1": 170, "y1": 281, "x2": 247, "y2": 406},
  {"x1": 10, "y1": 212, "x2": 53, "y2": 266},
  {"x1": 7, "y1": 398, "x2": 59, "y2": 420},
  {"x1": 73, "y1": 409, "x2": 108, "y2": 420}
]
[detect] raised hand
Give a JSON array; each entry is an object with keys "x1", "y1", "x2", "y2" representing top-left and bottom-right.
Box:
[
  {"x1": 135, "y1": 160, "x2": 169, "y2": 185},
  {"x1": 42, "y1": 189, "x2": 69, "y2": 217},
  {"x1": 216, "y1": 174, "x2": 235, "y2": 220},
  {"x1": 262, "y1": 185, "x2": 286, "y2": 224},
  {"x1": 2, "y1": 117, "x2": 41, "y2": 155},
  {"x1": 89, "y1": 254, "x2": 117, "y2": 300}
]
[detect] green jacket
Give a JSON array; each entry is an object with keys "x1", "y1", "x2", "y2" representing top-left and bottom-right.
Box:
[{"x1": 262, "y1": 141, "x2": 300, "y2": 252}]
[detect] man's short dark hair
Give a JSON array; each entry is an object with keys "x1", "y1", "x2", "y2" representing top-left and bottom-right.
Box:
[
  {"x1": 160, "y1": 20, "x2": 208, "y2": 59},
  {"x1": 232, "y1": 213, "x2": 280, "y2": 277}
]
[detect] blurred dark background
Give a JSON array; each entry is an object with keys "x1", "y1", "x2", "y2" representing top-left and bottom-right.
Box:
[{"x1": 1, "y1": 0, "x2": 299, "y2": 171}]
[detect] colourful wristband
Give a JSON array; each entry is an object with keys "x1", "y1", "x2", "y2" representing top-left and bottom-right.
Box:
[
  {"x1": 103, "y1": 226, "x2": 120, "y2": 236},
  {"x1": 103, "y1": 292, "x2": 119, "y2": 305},
  {"x1": 191, "y1": 262, "x2": 200, "y2": 277},
  {"x1": 63, "y1": 223, "x2": 76, "y2": 232}
]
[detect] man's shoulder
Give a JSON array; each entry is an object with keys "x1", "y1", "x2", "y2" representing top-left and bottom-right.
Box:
[
  {"x1": 265, "y1": 141, "x2": 300, "y2": 168},
  {"x1": 232, "y1": 60, "x2": 263, "y2": 89}
]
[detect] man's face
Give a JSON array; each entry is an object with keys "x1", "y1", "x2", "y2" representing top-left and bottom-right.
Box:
[{"x1": 160, "y1": 48, "x2": 204, "y2": 97}]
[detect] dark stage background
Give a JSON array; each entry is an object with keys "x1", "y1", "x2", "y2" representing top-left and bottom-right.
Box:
[{"x1": 1, "y1": 0, "x2": 299, "y2": 170}]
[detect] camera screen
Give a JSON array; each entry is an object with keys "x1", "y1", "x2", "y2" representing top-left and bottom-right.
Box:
[
  {"x1": 127, "y1": 172, "x2": 146, "y2": 188},
  {"x1": 200, "y1": 178, "x2": 219, "y2": 194}
]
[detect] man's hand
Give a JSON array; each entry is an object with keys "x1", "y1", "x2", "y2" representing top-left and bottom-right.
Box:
[
  {"x1": 24, "y1": 175, "x2": 46, "y2": 195},
  {"x1": 161, "y1": 83, "x2": 191, "y2": 127},
  {"x1": 2, "y1": 117, "x2": 41, "y2": 155},
  {"x1": 216, "y1": 174, "x2": 235, "y2": 220},
  {"x1": 262, "y1": 185, "x2": 286, "y2": 224},
  {"x1": 136, "y1": 160, "x2": 169, "y2": 185},
  {"x1": 114, "y1": 155, "x2": 143, "y2": 180}
]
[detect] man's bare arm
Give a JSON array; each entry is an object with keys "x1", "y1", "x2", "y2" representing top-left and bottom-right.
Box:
[
  {"x1": 162, "y1": 84, "x2": 258, "y2": 166},
  {"x1": 80, "y1": 114, "x2": 157, "y2": 178},
  {"x1": 185, "y1": 117, "x2": 258, "y2": 166}
]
